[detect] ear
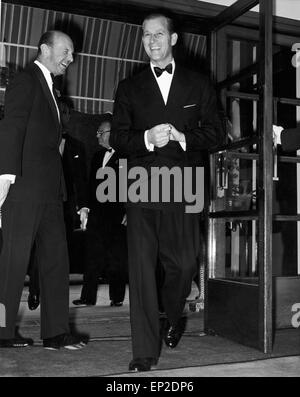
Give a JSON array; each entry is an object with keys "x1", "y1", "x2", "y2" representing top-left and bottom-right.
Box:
[
  {"x1": 40, "y1": 43, "x2": 50, "y2": 57},
  {"x1": 171, "y1": 32, "x2": 178, "y2": 47}
]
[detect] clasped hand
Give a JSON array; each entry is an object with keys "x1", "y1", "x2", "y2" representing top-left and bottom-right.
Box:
[{"x1": 147, "y1": 123, "x2": 183, "y2": 148}]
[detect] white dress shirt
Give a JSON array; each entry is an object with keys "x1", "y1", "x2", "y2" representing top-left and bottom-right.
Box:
[
  {"x1": 102, "y1": 148, "x2": 115, "y2": 168},
  {"x1": 144, "y1": 59, "x2": 186, "y2": 151}
]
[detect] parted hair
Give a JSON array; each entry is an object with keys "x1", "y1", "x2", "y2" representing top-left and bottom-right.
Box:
[{"x1": 142, "y1": 11, "x2": 176, "y2": 34}]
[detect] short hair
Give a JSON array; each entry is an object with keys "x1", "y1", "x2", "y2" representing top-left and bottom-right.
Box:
[
  {"x1": 142, "y1": 12, "x2": 176, "y2": 34},
  {"x1": 101, "y1": 112, "x2": 113, "y2": 124},
  {"x1": 37, "y1": 31, "x2": 57, "y2": 57}
]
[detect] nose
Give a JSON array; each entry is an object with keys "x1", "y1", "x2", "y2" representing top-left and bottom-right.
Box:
[{"x1": 150, "y1": 34, "x2": 157, "y2": 44}]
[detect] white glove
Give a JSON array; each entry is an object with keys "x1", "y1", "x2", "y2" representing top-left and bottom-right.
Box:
[{"x1": 273, "y1": 125, "x2": 283, "y2": 146}]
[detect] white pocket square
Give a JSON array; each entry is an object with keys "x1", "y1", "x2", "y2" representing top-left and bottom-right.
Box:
[{"x1": 183, "y1": 104, "x2": 197, "y2": 108}]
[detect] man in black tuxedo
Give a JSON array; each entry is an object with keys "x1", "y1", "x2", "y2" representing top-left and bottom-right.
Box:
[
  {"x1": 73, "y1": 115, "x2": 128, "y2": 307},
  {"x1": 110, "y1": 12, "x2": 224, "y2": 372},
  {"x1": 0, "y1": 31, "x2": 86, "y2": 350}
]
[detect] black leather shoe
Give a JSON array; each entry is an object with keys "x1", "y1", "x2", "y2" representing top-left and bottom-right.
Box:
[
  {"x1": 43, "y1": 333, "x2": 88, "y2": 350},
  {"x1": 72, "y1": 299, "x2": 95, "y2": 307},
  {"x1": 0, "y1": 337, "x2": 34, "y2": 348},
  {"x1": 110, "y1": 301, "x2": 123, "y2": 307},
  {"x1": 28, "y1": 293, "x2": 40, "y2": 311},
  {"x1": 164, "y1": 318, "x2": 186, "y2": 349},
  {"x1": 128, "y1": 357, "x2": 157, "y2": 372}
]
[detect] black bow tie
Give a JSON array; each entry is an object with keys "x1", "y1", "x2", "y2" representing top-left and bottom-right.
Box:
[{"x1": 154, "y1": 63, "x2": 173, "y2": 77}]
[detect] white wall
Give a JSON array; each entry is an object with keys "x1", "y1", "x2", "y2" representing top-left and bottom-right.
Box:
[{"x1": 197, "y1": 0, "x2": 300, "y2": 21}]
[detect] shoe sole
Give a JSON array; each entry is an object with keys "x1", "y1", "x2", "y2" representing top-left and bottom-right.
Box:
[
  {"x1": 73, "y1": 304, "x2": 95, "y2": 307},
  {"x1": 0, "y1": 344, "x2": 30, "y2": 348},
  {"x1": 44, "y1": 342, "x2": 87, "y2": 351}
]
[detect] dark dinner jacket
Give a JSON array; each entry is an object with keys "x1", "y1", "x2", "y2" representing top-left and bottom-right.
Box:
[
  {"x1": 0, "y1": 62, "x2": 64, "y2": 203},
  {"x1": 62, "y1": 134, "x2": 88, "y2": 219},
  {"x1": 110, "y1": 64, "x2": 224, "y2": 210},
  {"x1": 88, "y1": 149, "x2": 124, "y2": 224}
]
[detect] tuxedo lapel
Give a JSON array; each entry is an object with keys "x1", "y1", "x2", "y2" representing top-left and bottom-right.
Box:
[
  {"x1": 94, "y1": 149, "x2": 115, "y2": 169},
  {"x1": 166, "y1": 65, "x2": 189, "y2": 109},
  {"x1": 31, "y1": 63, "x2": 61, "y2": 135},
  {"x1": 138, "y1": 66, "x2": 190, "y2": 110},
  {"x1": 107, "y1": 151, "x2": 118, "y2": 167},
  {"x1": 139, "y1": 67, "x2": 166, "y2": 107},
  {"x1": 103, "y1": 151, "x2": 119, "y2": 170}
]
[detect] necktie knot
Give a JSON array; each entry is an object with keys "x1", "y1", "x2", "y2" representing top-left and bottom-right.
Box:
[{"x1": 154, "y1": 63, "x2": 173, "y2": 77}]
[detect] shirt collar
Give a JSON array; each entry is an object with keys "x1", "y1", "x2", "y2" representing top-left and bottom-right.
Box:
[{"x1": 34, "y1": 60, "x2": 53, "y2": 87}]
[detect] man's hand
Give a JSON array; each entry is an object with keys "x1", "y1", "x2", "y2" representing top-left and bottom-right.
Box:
[
  {"x1": 0, "y1": 179, "x2": 11, "y2": 228},
  {"x1": 0, "y1": 179, "x2": 11, "y2": 208},
  {"x1": 169, "y1": 124, "x2": 186, "y2": 143},
  {"x1": 273, "y1": 125, "x2": 283, "y2": 146},
  {"x1": 147, "y1": 124, "x2": 171, "y2": 148},
  {"x1": 78, "y1": 207, "x2": 89, "y2": 230}
]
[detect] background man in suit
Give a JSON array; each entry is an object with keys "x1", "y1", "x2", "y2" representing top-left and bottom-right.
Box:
[
  {"x1": 73, "y1": 115, "x2": 128, "y2": 307},
  {"x1": 0, "y1": 31, "x2": 86, "y2": 350},
  {"x1": 110, "y1": 12, "x2": 224, "y2": 371}
]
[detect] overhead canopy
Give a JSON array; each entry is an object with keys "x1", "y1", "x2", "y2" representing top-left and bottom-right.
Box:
[{"x1": 1, "y1": 1, "x2": 207, "y2": 114}]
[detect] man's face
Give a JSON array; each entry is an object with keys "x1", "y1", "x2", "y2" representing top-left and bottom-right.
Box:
[
  {"x1": 96, "y1": 122, "x2": 111, "y2": 149},
  {"x1": 142, "y1": 16, "x2": 177, "y2": 68},
  {"x1": 45, "y1": 33, "x2": 74, "y2": 76}
]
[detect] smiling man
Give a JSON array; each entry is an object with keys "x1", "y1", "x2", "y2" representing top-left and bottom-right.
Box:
[
  {"x1": 0, "y1": 31, "x2": 87, "y2": 350},
  {"x1": 110, "y1": 12, "x2": 224, "y2": 372}
]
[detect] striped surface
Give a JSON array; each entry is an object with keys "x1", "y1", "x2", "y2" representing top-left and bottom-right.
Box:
[{"x1": 1, "y1": 2, "x2": 206, "y2": 114}]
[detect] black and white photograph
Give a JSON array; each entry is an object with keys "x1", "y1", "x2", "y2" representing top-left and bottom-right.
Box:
[{"x1": 0, "y1": 0, "x2": 300, "y2": 379}]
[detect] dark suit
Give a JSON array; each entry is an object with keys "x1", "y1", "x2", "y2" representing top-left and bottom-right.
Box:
[
  {"x1": 110, "y1": 64, "x2": 224, "y2": 359},
  {"x1": 0, "y1": 62, "x2": 70, "y2": 339},
  {"x1": 281, "y1": 127, "x2": 300, "y2": 152},
  {"x1": 63, "y1": 135, "x2": 88, "y2": 225},
  {"x1": 80, "y1": 149, "x2": 128, "y2": 304}
]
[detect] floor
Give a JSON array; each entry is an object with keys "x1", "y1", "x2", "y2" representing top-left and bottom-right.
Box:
[{"x1": 0, "y1": 278, "x2": 299, "y2": 377}]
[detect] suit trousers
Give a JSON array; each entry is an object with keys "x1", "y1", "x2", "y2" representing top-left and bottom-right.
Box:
[
  {"x1": 0, "y1": 200, "x2": 70, "y2": 339},
  {"x1": 126, "y1": 206, "x2": 200, "y2": 359},
  {"x1": 81, "y1": 210, "x2": 128, "y2": 304}
]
